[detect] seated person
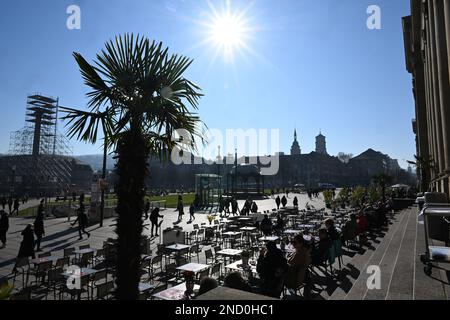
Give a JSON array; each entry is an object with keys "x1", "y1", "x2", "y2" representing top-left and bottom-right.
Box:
[
  {"x1": 273, "y1": 214, "x2": 285, "y2": 234},
  {"x1": 260, "y1": 215, "x2": 273, "y2": 236},
  {"x1": 256, "y1": 241, "x2": 288, "y2": 298},
  {"x1": 342, "y1": 213, "x2": 358, "y2": 243},
  {"x1": 197, "y1": 277, "x2": 218, "y2": 297},
  {"x1": 324, "y1": 218, "x2": 340, "y2": 241},
  {"x1": 284, "y1": 235, "x2": 312, "y2": 290},
  {"x1": 311, "y1": 228, "x2": 332, "y2": 265},
  {"x1": 357, "y1": 211, "x2": 368, "y2": 234},
  {"x1": 224, "y1": 272, "x2": 252, "y2": 293}
]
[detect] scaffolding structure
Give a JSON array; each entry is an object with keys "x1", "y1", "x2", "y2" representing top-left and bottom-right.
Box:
[
  {"x1": 9, "y1": 94, "x2": 71, "y2": 156},
  {"x1": 7, "y1": 94, "x2": 74, "y2": 196}
]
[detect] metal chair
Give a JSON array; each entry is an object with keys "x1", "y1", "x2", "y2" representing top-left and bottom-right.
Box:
[
  {"x1": 38, "y1": 252, "x2": 51, "y2": 258},
  {"x1": 12, "y1": 257, "x2": 30, "y2": 287},
  {"x1": 96, "y1": 281, "x2": 114, "y2": 300}
]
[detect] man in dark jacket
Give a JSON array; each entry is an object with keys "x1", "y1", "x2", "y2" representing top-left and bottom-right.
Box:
[
  {"x1": 0, "y1": 210, "x2": 9, "y2": 248},
  {"x1": 275, "y1": 196, "x2": 281, "y2": 210},
  {"x1": 34, "y1": 201, "x2": 45, "y2": 252},
  {"x1": 281, "y1": 196, "x2": 288, "y2": 208},
  {"x1": 150, "y1": 207, "x2": 164, "y2": 237},
  {"x1": 7, "y1": 198, "x2": 13, "y2": 215},
  {"x1": 257, "y1": 241, "x2": 288, "y2": 298},
  {"x1": 71, "y1": 203, "x2": 90, "y2": 240}
]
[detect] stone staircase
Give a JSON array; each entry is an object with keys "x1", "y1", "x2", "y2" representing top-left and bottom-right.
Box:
[{"x1": 326, "y1": 207, "x2": 450, "y2": 300}]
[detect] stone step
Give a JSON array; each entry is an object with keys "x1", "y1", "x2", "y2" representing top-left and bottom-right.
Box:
[
  {"x1": 343, "y1": 208, "x2": 411, "y2": 300},
  {"x1": 362, "y1": 207, "x2": 414, "y2": 299},
  {"x1": 328, "y1": 209, "x2": 407, "y2": 300},
  {"x1": 384, "y1": 205, "x2": 417, "y2": 300}
]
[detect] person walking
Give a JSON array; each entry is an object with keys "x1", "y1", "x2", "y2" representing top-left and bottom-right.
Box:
[
  {"x1": 17, "y1": 224, "x2": 35, "y2": 260},
  {"x1": 189, "y1": 203, "x2": 196, "y2": 221},
  {"x1": 144, "y1": 199, "x2": 151, "y2": 220},
  {"x1": 7, "y1": 198, "x2": 13, "y2": 215},
  {"x1": 150, "y1": 207, "x2": 164, "y2": 237},
  {"x1": 0, "y1": 210, "x2": 9, "y2": 248},
  {"x1": 251, "y1": 201, "x2": 258, "y2": 214},
  {"x1": 12, "y1": 199, "x2": 20, "y2": 215},
  {"x1": 177, "y1": 195, "x2": 184, "y2": 221},
  {"x1": 0, "y1": 197, "x2": 5, "y2": 210},
  {"x1": 275, "y1": 196, "x2": 281, "y2": 210},
  {"x1": 34, "y1": 200, "x2": 45, "y2": 252},
  {"x1": 293, "y1": 196, "x2": 299, "y2": 208},
  {"x1": 71, "y1": 203, "x2": 90, "y2": 240},
  {"x1": 281, "y1": 196, "x2": 288, "y2": 208},
  {"x1": 231, "y1": 198, "x2": 239, "y2": 216}
]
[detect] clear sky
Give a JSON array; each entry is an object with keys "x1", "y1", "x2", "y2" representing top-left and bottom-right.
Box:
[{"x1": 0, "y1": 0, "x2": 415, "y2": 167}]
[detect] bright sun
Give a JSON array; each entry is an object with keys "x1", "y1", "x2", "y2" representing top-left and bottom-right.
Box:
[
  {"x1": 210, "y1": 13, "x2": 246, "y2": 55},
  {"x1": 201, "y1": 0, "x2": 254, "y2": 62}
]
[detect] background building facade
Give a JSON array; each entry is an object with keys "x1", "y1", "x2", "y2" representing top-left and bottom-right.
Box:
[{"x1": 403, "y1": 0, "x2": 450, "y2": 194}]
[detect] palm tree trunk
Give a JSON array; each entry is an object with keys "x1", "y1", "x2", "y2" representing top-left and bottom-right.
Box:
[{"x1": 115, "y1": 127, "x2": 148, "y2": 300}]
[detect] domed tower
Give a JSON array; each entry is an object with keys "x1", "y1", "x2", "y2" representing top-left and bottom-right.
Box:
[
  {"x1": 290, "y1": 129, "x2": 301, "y2": 155},
  {"x1": 315, "y1": 132, "x2": 328, "y2": 155}
]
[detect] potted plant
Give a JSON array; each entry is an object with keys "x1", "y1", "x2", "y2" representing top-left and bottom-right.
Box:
[
  {"x1": 207, "y1": 215, "x2": 215, "y2": 225},
  {"x1": 0, "y1": 280, "x2": 13, "y2": 300}
]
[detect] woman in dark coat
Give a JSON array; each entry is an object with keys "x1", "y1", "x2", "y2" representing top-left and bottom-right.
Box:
[
  {"x1": 17, "y1": 224, "x2": 35, "y2": 259},
  {"x1": 71, "y1": 203, "x2": 90, "y2": 240}
]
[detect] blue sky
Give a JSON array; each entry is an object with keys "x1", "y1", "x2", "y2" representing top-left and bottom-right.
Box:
[{"x1": 0, "y1": 0, "x2": 415, "y2": 167}]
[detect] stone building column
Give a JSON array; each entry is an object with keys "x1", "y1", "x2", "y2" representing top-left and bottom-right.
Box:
[
  {"x1": 444, "y1": 0, "x2": 450, "y2": 81},
  {"x1": 424, "y1": 2, "x2": 439, "y2": 186},
  {"x1": 428, "y1": 0, "x2": 444, "y2": 188},
  {"x1": 433, "y1": 0, "x2": 450, "y2": 193}
]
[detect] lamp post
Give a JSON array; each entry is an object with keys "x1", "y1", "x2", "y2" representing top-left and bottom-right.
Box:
[
  {"x1": 11, "y1": 165, "x2": 16, "y2": 198},
  {"x1": 234, "y1": 148, "x2": 238, "y2": 197},
  {"x1": 99, "y1": 107, "x2": 109, "y2": 228}
]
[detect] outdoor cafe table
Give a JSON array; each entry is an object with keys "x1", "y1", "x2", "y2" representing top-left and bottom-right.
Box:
[
  {"x1": 283, "y1": 229, "x2": 301, "y2": 236},
  {"x1": 225, "y1": 260, "x2": 258, "y2": 276},
  {"x1": 196, "y1": 286, "x2": 277, "y2": 300},
  {"x1": 74, "y1": 248, "x2": 97, "y2": 255},
  {"x1": 139, "y1": 282, "x2": 155, "y2": 294},
  {"x1": 176, "y1": 263, "x2": 210, "y2": 274},
  {"x1": 62, "y1": 267, "x2": 98, "y2": 278},
  {"x1": 30, "y1": 256, "x2": 59, "y2": 265},
  {"x1": 217, "y1": 249, "x2": 242, "y2": 259},
  {"x1": 297, "y1": 224, "x2": 315, "y2": 230},
  {"x1": 239, "y1": 227, "x2": 257, "y2": 232},
  {"x1": 222, "y1": 231, "x2": 242, "y2": 237},
  {"x1": 61, "y1": 268, "x2": 99, "y2": 300},
  {"x1": 73, "y1": 248, "x2": 97, "y2": 260},
  {"x1": 152, "y1": 282, "x2": 200, "y2": 300},
  {"x1": 259, "y1": 236, "x2": 279, "y2": 242},
  {"x1": 165, "y1": 244, "x2": 190, "y2": 252}
]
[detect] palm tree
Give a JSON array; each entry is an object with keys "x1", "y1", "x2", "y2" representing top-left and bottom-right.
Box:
[
  {"x1": 407, "y1": 155, "x2": 435, "y2": 192},
  {"x1": 373, "y1": 173, "x2": 393, "y2": 202},
  {"x1": 61, "y1": 34, "x2": 204, "y2": 299}
]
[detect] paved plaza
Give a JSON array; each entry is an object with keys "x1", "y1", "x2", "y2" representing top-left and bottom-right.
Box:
[{"x1": 1, "y1": 191, "x2": 449, "y2": 300}]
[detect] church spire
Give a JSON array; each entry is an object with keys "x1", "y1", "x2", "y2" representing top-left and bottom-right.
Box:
[{"x1": 291, "y1": 128, "x2": 301, "y2": 155}]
